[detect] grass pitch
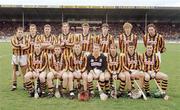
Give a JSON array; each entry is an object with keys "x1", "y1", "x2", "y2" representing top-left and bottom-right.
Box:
[{"x1": 0, "y1": 42, "x2": 180, "y2": 110}]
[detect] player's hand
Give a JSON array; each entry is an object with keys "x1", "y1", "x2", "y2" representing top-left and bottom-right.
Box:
[
  {"x1": 149, "y1": 71, "x2": 156, "y2": 79},
  {"x1": 113, "y1": 74, "x2": 117, "y2": 80}
]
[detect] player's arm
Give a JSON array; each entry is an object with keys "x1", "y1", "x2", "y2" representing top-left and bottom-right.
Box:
[
  {"x1": 11, "y1": 37, "x2": 19, "y2": 48},
  {"x1": 100, "y1": 55, "x2": 107, "y2": 72},
  {"x1": 138, "y1": 53, "x2": 144, "y2": 71},
  {"x1": 68, "y1": 54, "x2": 74, "y2": 72},
  {"x1": 107, "y1": 55, "x2": 113, "y2": 74},
  {"x1": 86, "y1": 55, "x2": 93, "y2": 72},
  {"x1": 134, "y1": 34, "x2": 138, "y2": 49},
  {"x1": 39, "y1": 53, "x2": 48, "y2": 72},
  {"x1": 28, "y1": 54, "x2": 34, "y2": 71},
  {"x1": 118, "y1": 34, "x2": 123, "y2": 52},
  {"x1": 159, "y1": 35, "x2": 166, "y2": 53},
  {"x1": 154, "y1": 55, "x2": 160, "y2": 73},
  {"x1": 49, "y1": 56, "x2": 56, "y2": 73},
  {"x1": 63, "y1": 54, "x2": 68, "y2": 72},
  {"x1": 80, "y1": 55, "x2": 87, "y2": 73},
  {"x1": 121, "y1": 53, "x2": 130, "y2": 72},
  {"x1": 143, "y1": 34, "x2": 147, "y2": 47}
]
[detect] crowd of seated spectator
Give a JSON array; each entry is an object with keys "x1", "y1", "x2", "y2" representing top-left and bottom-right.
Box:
[{"x1": 0, "y1": 21, "x2": 179, "y2": 41}]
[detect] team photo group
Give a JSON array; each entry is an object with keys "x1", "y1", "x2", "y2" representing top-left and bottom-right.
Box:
[{"x1": 10, "y1": 21, "x2": 169, "y2": 101}]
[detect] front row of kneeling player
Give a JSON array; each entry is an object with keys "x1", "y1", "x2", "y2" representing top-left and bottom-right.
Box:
[{"x1": 24, "y1": 42, "x2": 168, "y2": 100}]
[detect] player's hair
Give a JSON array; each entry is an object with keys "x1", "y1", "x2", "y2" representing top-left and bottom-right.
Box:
[
  {"x1": 110, "y1": 43, "x2": 117, "y2": 49},
  {"x1": 44, "y1": 24, "x2": 51, "y2": 28},
  {"x1": 102, "y1": 23, "x2": 109, "y2": 28},
  {"x1": 54, "y1": 44, "x2": 61, "y2": 49},
  {"x1": 82, "y1": 22, "x2": 89, "y2": 27},
  {"x1": 147, "y1": 23, "x2": 156, "y2": 30},
  {"x1": 16, "y1": 27, "x2": 24, "y2": 31},
  {"x1": 123, "y1": 22, "x2": 133, "y2": 29},
  {"x1": 29, "y1": 24, "x2": 37, "y2": 28},
  {"x1": 62, "y1": 22, "x2": 69, "y2": 27},
  {"x1": 147, "y1": 42, "x2": 153, "y2": 47},
  {"x1": 128, "y1": 42, "x2": 135, "y2": 47}
]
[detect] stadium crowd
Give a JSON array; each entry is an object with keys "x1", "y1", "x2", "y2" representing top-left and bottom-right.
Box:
[{"x1": 0, "y1": 21, "x2": 180, "y2": 40}]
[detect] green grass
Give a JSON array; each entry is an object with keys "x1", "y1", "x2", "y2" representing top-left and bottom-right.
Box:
[{"x1": 0, "y1": 42, "x2": 180, "y2": 110}]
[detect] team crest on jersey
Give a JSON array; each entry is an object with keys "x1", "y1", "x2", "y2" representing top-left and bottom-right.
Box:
[
  {"x1": 145, "y1": 60, "x2": 154, "y2": 65},
  {"x1": 147, "y1": 41, "x2": 157, "y2": 45},
  {"x1": 99, "y1": 59, "x2": 102, "y2": 62},
  {"x1": 33, "y1": 60, "x2": 42, "y2": 65},
  {"x1": 91, "y1": 59, "x2": 94, "y2": 62},
  {"x1": 110, "y1": 61, "x2": 118, "y2": 65},
  {"x1": 128, "y1": 60, "x2": 137, "y2": 64},
  {"x1": 74, "y1": 60, "x2": 83, "y2": 64},
  {"x1": 101, "y1": 40, "x2": 108, "y2": 44}
]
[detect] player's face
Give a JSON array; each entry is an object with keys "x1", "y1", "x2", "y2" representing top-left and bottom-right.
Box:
[
  {"x1": 16, "y1": 30, "x2": 23, "y2": 38},
  {"x1": 34, "y1": 44, "x2": 41, "y2": 53},
  {"x1": 124, "y1": 27, "x2": 132, "y2": 35},
  {"x1": 44, "y1": 27, "x2": 51, "y2": 35},
  {"x1": 62, "y1": 24, "x2": 70, "y2": 34},
  {"x1": 30, "y1": 26, "x2": 37, "y2": 35},
  {"x1": 102, "y1": 27, "x2": 109, "y2": 35},
  {"x1": 54, "y1": 47, "x2": 61, "y2": 55},
  {"x1": 128, "y1": 46, "x2": 135, "y2": 54},
  {"x1": 82, "y1": 26, "x2": 89, "y2": 34},
  {"x1": 148, "y1": 27, "x2": 156, "y2": 36},
  {"x1": 146, "y1": 45, "x2": 153, "y2": 54},
  {"x1": 93, "y1": 46, "x2": 100, "y2": 54},
  {"x1": 74, "y1": 45, "x2": 82, "y2": 55},
  {"x1": 110, "y1": 47, "x2": 116, "y2": 56}
]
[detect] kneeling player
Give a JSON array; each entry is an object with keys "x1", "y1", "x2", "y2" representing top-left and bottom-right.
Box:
[
  {"x1": 143, "y1": 43, "x2": 168, "y2": 96},
  {"x1": 47, "y1": 45, "x2": 68, "y2": 97},
  {"x1": 124, "y1": 42, "x2": 144, "y2": 91},
  {"x1": 87, "y1": 44, "x2": 109, "y2": 97},
  {"x1": 69, "y1": 43, "x2": 88, "y2": 92},
  {"x1": 24, "y1": 43, "x2": 48, "y2": 97}
]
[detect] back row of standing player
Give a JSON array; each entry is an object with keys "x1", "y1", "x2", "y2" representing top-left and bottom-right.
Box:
[{"x1": 10, "y1": 22, "x2": 168, "y2": 99}]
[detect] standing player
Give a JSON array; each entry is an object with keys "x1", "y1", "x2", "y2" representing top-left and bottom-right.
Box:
[
  {"x1": 87, "y1": 44, "x2": 108, "y2": 96},
  {"x1": 40, "y1": 24, "x2": 56, "y2": 59},
  {"x1": 143, "y1": 24, "x2": 166, "y2": 63},
  {"x1": 124, "y1": 42, "x2": 144, "y2": 90},
  {"x1": 142, "y1": 43, "x2": 168, "y2": 96},
  {"x1": 96, "y1": 23, "x2": 114, "y2": 56},
  {"x1": 119, "y1": 22, "x2": 137, "y2": 53},
  {"x1": 78, "y1": 23, "x2": 94, "y2": 55},
  {"x1": 24, "y1": 43, "x2": 48, "y2": 97},
  {"x1": 57, "y1": 22, "x2": 75, "y2": 58},
  {"x1": 26, "y1": 24, "x2": 41, "y2": 54},
  {"x1": 11, "y1": 27, "x2": 29, "y2": 91},
  {"x1": 47, "y1": 45, "x2": 68, "y2": 97},
  {"x1": 69, "y1": 43, "x2": 88, "y2": 92}
]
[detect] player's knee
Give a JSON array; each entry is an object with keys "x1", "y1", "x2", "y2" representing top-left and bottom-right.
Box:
[
  {"x1": 47, "y1": 73, "x2": 53, "y2": 81},
  {"x1": 39, "y1": 74, "x2": 46, "y2": 82},
  {"x1": 163, "y1": 74, "x2": 168, "y2": 80},
  {"x1": 87, "y1": 75, "x2": 93, "y2": 82},
  {"x1": 105, "y1": 73, "x2": 110, "y2": 80},
  {"x1": 24, "y1": 72, "x2": 31, "y2": 81},
  {"x1": 119, "y1": 74, "x2": 125, "y2": 81},
  {"x1": 144, "y1": 74, "x2": 150, "y2": 81},
  {"x1": 68, "y1": 73, "x2": 74, "y2": 80},
  {"x1": 99, "y1": 74, "x2": 105, "y2": 82},
  {"x1": 62, "y1": 74, "x2": 68, "y2": 80}
]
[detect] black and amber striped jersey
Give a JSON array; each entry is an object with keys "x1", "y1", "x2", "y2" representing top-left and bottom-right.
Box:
[
  {"x1": 143, "y1": 33, "x2": 166, "y2": 53},
  {"x1": 69, "y1": 52, "x2": 87, "y2": 73},
  {"x1": 49, "y1": 53, "x2": 68, "y2": 72},
  {"x1": 40, "y1": 34, "x2": 57, "y2": 53},
  {"x1": 11, "y1": 35, "x2": 29, "y2": 55},
  {"x1": 96, "y1": 33, "x2": 114, "y2": 53},
  {"x1": 107, "y1": 53, "x2": 122, "y2": 74},
  {"x1": 142, "y1": 52, "x2": 160, "y2": 73},
  {"x1": 28, "y1": 51, "x2": 48, "y2": 72},
  {"x1": 78, "y1": 33, "x2": 94, "y2": 52},
  {"x1": 26, "y1": 33, "x2": 41, "y2": 53},
  {"x1": 57, "y1": 33, "x2": 75, "y2": 57},
  {"x1": 124, "y1": 52, "x2": 143, "y2": 71},
  {"x1": 119, "y1": 33, "x2": 137, "y2": 53}
]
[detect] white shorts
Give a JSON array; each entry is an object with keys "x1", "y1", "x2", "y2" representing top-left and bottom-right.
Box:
[
  {"x1": 11, "y1": 55, "x2": 27, "y2": 66},
  {"x1": 130, "y1": 70, "x2": 141, "y2": 75}
]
